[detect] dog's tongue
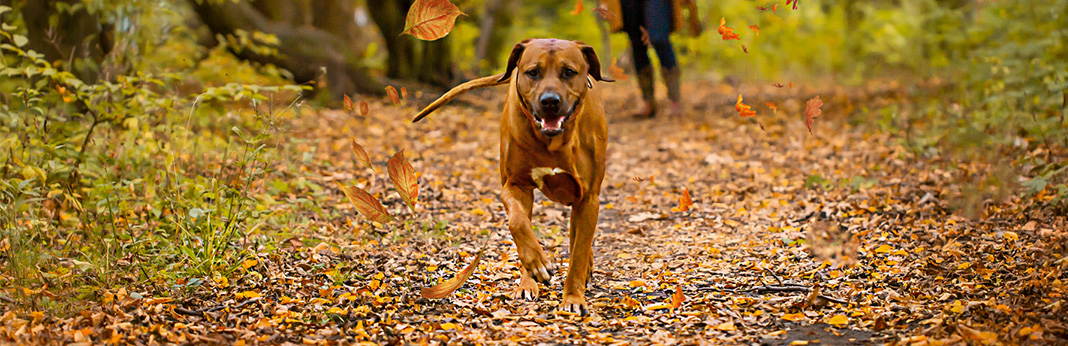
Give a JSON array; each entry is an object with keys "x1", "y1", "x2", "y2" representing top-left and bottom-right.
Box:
[{"x1": 541, "y1": 116, "x2": 566, "y2": 131}]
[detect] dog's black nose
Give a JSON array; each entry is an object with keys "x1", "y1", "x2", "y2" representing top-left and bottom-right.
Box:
[{"x1": 539, "y1": 93, "x2": 561, "y2": 111}]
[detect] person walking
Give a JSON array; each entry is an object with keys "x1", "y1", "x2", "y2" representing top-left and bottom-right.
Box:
[{"x1": 601, "y1": 0, "x2": 699, "y2": 118}]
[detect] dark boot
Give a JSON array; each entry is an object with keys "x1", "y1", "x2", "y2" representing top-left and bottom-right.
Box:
[
  {"x1": 631, "y1": 66, "x2": 656, "y2": 118},
  {"x1": 662, "y1": 67, "x2": 682, "y2": 117}
]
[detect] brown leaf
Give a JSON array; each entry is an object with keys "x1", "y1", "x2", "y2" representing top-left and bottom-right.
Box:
[
  {"x1": 772, "y1": 83, "x2": 785, "y2": 88},
  {"x1": 351, "y1": 139, "x2": 375, "y2": 172},
  {"x1": 420, "y1": 246, "x2": 485, "y2": 298},
  {"x1": 335, "y1": 181, "x2": 393, "y2": 224},
  {"x1": 592, "y1": 4, "x2": 615, "y2": 19},
  {"x1": 804, "y1": 95, "x2": 823, "y2": 134},
  {"x1": 385, "y1": 86, "x2": 401, "y2": 104},
  {"x1": 756, "y1": 5, "x2": 767, "y2": 11},
  {"x1": 741, "y1": 44, "x2": 748, "y2": 54},
  {"x1": 570, "y1": 0, "x2": 584, "y2": 15},
  {"x1": 401, "y1": 0, "x2": 466, "y2": 41},
  {"x1": 401, "y1": 87, "x2": 408, "y2": 100},
  {"x1": 359, "y1": 101, "x2": 369, "y2": 116},
  {"x1": 343, "y1": 94, "x2": 353, "y2": 111},
  {"x1": 388, "y1": 149, "x2": 419, "y2": 212}
]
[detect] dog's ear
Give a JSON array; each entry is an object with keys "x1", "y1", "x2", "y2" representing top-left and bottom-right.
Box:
[
  {"x1": 577, "y1": 43, "x2": 613, "y2": 82},
  {"x1": 498, "y1": 40, "x2": 530, "y2": 83}
]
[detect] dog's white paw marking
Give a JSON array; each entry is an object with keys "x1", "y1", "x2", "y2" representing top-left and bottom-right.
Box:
[{"x1": 531, "y1": 167, "x2": 565, "y2": 190}]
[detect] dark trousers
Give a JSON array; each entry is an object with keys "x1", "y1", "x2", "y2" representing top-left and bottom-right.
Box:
[{"x1": 621, "y1": 0, "x2": 678, "y2": 70}]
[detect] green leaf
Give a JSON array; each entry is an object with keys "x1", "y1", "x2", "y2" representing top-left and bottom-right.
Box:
[
  {"x1": 12, "y1": 34, "x2": 27, "y2": 48},
  {"x1": 1022, "y1": 176, "x2": 1047, "y2": 194}
]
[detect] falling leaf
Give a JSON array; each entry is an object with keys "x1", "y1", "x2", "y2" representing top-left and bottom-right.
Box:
[
  {"x1": 401, "y1": 0, "x2": 466, "y2": 41},
  {"x1": 420, "y1": 246, "x2": 485, "y2": 298},
  {"x1": 735, "y1": 94, "x2": 757, "y2": 118},
  {"x1": 718, "y1": 17, "x2": 740, "y2": 41},
  {"x1": 789, "y1": 81, "x2": 794, "y2": 88},
  {"x1": 570, "y1": 0, "x2": 584, "y2": 15},
  {"x1": 772, "y1": 83, "x2": 785, "y2": 88},
  {"x1": 609, "y1": 58, "x2": 629, "y2": 81},
  {"x1": 670, "y1": 284, "x2": 686, "y2": 309},
  {"x1": 335, "y1": 181, "x2": 394, "y2": 224},
  {"x1": 766, "y1": 102, "x2": 778, "y2": 114},
  {"x1": 756, "y1": 6, "x2": 768, "y2": 11},
  {"x1": 592, "y1": 4, "x2": 615, "y2": 19},
  {"x1": 388, "y1": 149, "x2": 419, "y2": 212},
  {"x1": 792, "y1": 0, "x2": 799, "y2": 10},
  {"x1": 741, "y1": 44, "x2": 749, "y2": 54},
  {"x1": 359, "y1": 101, "x2": 369, "y2": 116},
  {"x1": 343, "y1": 94, "x2": 353, "y2": 111},
  {"x1": 749, "y1": 24, "x2": 760, "y2": 35},
  {"x1": 804, "y1": 95, "x2": 823, "y2": 134},
  {"x1": 828, "y1": 314, "x2": 849, "y2": 325},
  {"x1": 671, "y1": 188, "x2": 693, "y2": 212},
  {"x1": 773, "y1": 3, "x2": 779, "y2": 12},
  {"x1": 385, "y1": 86, "x2": 401, "y2": 104},
  {"x1": 401, "y1": 87, "x2": 408, "y2": 100},
  {"x1": 351, "y1": 139, "x2": 376, "y2": 172}
]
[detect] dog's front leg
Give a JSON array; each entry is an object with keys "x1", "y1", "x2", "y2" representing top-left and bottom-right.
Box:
[
  {"x1": 561, "y1": 193, "x2": 599, "y2": 315},
  {"x1": 502, "y1": 183, "x2": 552, "y2": 300}
]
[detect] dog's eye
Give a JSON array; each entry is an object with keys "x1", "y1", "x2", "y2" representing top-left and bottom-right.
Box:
[
  {"x1": 525, "y1": 69, "x2": 540, "y2": 79},
  {"x1": 561, "y1": 68, "x2": 578, "y2": 79}
]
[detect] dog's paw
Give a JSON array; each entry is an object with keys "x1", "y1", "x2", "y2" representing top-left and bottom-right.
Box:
[
  {"x1": 519, "y1": 248, "x2": 553, "y2": 285},
  {"x1": 511, "y1": 277, "x2": 540, "y2": 301},
  {"x1": 559, "y1": 294, "x2": 589, "y2": 316}
]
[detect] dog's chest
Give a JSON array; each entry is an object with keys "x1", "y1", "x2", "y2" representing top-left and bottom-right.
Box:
[{"x1": 528, "y1": 167, "x2": 583, "y2": 206}]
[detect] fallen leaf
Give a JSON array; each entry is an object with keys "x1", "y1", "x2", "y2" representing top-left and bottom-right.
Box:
[
  {"x1": 873, "y1": 244, "x2": 893, "y2": 253},
  {"x1": 570, "y1": 0, "x2": 583, "y2": 15},
  {"x1": 351, "y1": 139, "x2": 376, "y2": 172},
  {"x1": 671, "y1": 284, "x2": 686, "y2": 309},
  {"x1": 235, "y1": 290, "x2": 261, "y2": 299},
  {"x1": 782, "y1": 312, "x2": 805, "y2": 321},
  {"x1": 828, "y1": 314, "x2": 849, "y2": 325},
  {"x1": 388, "y1": 149, "x2": 419, "y2": 212},
  {"x1": 716, "y1": 321, "x2": 736, "y2": 331},
  {"x1": 671, "y1": 188, "x2": 694, "y2": 212},
  {"x1": 385, "y1": 86, "x2": 401, "y2": 104},
  {"x1": 420, "y1": 246, "x2": 486, "y2": 298},
  {"x1": 335, "y1": 181, "x2": 394, "y2": 224},
  {"x1": 804, "y1": 95, "x2": 823, "y2": 134},
  {"x1": 735, "y1": 94, "x2": 757, "y2": 118},
  {"x1": 718, "y1": 17, "x2": 740, "y2": 40},
  {"x1": 401, "y1": 0, "x2": 466, "y2": 41}
]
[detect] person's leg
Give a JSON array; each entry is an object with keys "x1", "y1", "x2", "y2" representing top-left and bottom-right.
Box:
[
  {"x1": 645, "y1": 0, "x2": 681, "y2": 115},
  {"x1": 622, "y1": 0, "x2": 656, "y2": 118}
]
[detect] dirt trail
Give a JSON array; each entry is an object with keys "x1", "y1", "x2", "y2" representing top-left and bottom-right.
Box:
[{"x1": 17, "y1": 81, "x2": 1066, "y2": 345}]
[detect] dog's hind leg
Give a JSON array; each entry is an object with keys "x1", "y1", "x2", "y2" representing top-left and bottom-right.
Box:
[
  {"x1": 502, "y1": 183, "x2": 553, "y2": 301},
  {"x1": 561, "y1": 193, "x2": 599, "y2": 315}
]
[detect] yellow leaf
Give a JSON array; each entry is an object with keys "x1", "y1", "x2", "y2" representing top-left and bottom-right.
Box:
[
  {"x1": 351, "y1": 139, "x2": 376, "y2": 172},
  {"x1": 420, "y1": 246, "x2": 485, "y2": 298},
  {"x1": 957, "y1": 262, "x2": 971, "y2": 270},
  {"x1": 790, "y1": 341, "x2": 809, "y2": 345},
  {"x1": 388, "y1": 149, "x2": 419, "y2": 211},
  {"x1": 235, "y1": 291, "x2": 261, "y2": 299},
  {"x1": 643, "y1": 303, "x2": 672, "y2": 311},
  {"x1": 440, "y1": 322, "x2": 461, "y2": 330},
  {"x1": 335, "y1": 181, "x2": 394, "y2": 224},
  {"x1": 873, "y1": 244, "x2": 893, "y2": 253},
  {"x1": 671, "y1": 188, "x2": 694, "y2": 212},
  {"x1": 827, "y1": 314, "x2": 849, "y2": 325},
  {"x1": 401, "y1": 0, "x2": 466, "y2": 41},
  {"x1": 242, "y1": 259, "x2": 258, "y2": 270},
  {"x1": 782, "y1": 313, "x2": 805, "y2": 321},
  {"x1": 716, "y1": 321, "x2": 736, "y2": 331},
  {"x1": 1003, "y1": 231, "x2": 1019, "y2": 242}
]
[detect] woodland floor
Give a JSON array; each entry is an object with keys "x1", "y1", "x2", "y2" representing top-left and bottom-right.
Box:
[{"x1": 6, "y1": 80, "x2": 1068, "y2": 345}]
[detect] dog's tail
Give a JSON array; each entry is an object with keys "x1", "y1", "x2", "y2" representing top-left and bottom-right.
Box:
[{"x1": 412, "y1": 73, "x2": 509, "y2": 123}]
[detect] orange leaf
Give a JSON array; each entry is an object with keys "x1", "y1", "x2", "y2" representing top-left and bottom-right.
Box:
[
  {"x1": 401, "y1": 87, "x2": 408, "y2": 100},
  {"x1": 735, "y1": 94, "x2": 757, "y2": 118},
  {"x1": 789, "y1": 81, "x2": 794, "y2": 88},
  {"x1": 335, "y1": 181, "x2": 394, "y2": 224},
  {"x1": 671, "y1": 188, "x2": 693, "y2": 212},
  {"x1": 671, "y1": 284, "x2": 686, "y2": 309},
  {"x1": 570, "y1": 0, "x2": 584, "y2": 15},
  {"x1": 718, "y1": 17, "x2": 740, "y2": 40},
  {"x1": 766, "y1": 102, "x2": 778, "y2": 114},
  {"x1": 351, "y1": 139, "x2": 376, "y2": 172},
  {"x1": 385, "y1": 86, "x2": 401, "y2": 104},
  {"x1": 388, "y1": 150, "x2": 419, "y2": 212},
  {"x1": 749, "y1": 24, "x2": 760, "y2": 36},
  {"x1": 359, "y1": 101, "x2": 369, "y2": 116},
  {"x1": 772, "y1": 3, "x2": 779, "y2": 12},
  {"x1": 804, "y1": 95, "x2": 823, "y2": 134},
  {"x1": 420, "y1": 246, "x2": 485, "y2": 298},
  {"x1": 609, "y1": 58, "x2": 629, "y2": 81},
  {"x1": 343, "y1": 94, "x2": 353, "y2": 111},
  {"x1": 401, "y1": 0, "x2": 466, "y2": 41}
]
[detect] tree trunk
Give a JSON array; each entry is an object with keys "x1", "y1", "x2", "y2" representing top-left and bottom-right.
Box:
[
  {"x1": 189, "y1": 0, "x2": 381, "y2": 98},
  {"x1": 20, "y1": 0, "x2": 113, "y2": 82},
  {"x1": 366, "y1": 0, "x2": 456, "y2": 87}
]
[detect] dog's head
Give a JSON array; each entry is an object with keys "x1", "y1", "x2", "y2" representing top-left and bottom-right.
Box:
[{"x1": 498, "y1": 39, "x2": 612, "y2": 137}]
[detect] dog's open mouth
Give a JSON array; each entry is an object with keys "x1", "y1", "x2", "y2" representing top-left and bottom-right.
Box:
[{"x1": 536, "y1": 112, "x2": 570, "y2": 135}]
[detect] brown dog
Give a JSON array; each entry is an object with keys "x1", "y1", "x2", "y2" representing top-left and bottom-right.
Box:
[{"x1": 413, "y1": 39, "x2": 611, "y2": 314}]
